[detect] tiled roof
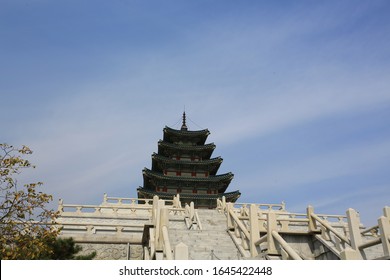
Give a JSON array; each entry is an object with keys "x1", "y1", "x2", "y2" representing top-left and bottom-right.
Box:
[
  {"x1": 163, "y1": 126, "x2": 210, "y2": 137},
  {"x1": 143, "y1": 168, "x2": 233, "y2": 183},
  {"x1": 137, "y1": 187, "x2": 241, "y2": 200},
  {"x1": 152, "y1": 153, "x2": 222, "y2": 166},
  {"x1": 158, "y1": 140, "x2": 216, "y2": 151}
]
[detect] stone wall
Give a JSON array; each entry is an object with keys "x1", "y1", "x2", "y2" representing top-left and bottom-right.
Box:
[{"x1": 77, "y1": 243, "x2": 144, "y2": 260}]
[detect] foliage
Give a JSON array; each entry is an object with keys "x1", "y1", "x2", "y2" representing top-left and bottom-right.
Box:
[
  {"x1": 42, "y1": 237, "x2": 96, "y2": 260},
  {"x1": 0, "y1": 143, "x2": 59, "y2": 259},
  {"x1": 0, "y1": 144, "x2": 97, "y2": 260}
]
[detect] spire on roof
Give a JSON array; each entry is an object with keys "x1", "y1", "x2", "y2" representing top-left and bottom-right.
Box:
[{"x1": 181, "y1": 111, "x2": 188, "y2": 131}]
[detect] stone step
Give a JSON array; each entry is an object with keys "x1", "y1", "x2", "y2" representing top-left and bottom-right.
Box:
[{"x1": 167, "y1": 209, "x2": 240, "y2": 260}]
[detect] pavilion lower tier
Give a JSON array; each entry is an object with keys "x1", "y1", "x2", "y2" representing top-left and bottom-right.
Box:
[{"x1": 137, "y1": 187, "x2": 240, "y2": 209}]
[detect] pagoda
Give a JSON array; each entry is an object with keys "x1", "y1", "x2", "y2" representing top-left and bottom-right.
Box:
[{"x1": 137, "y1": 112, "x2": 241, "y2": 208}]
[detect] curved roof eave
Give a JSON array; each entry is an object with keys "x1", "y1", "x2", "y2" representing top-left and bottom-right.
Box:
[
  {"x1": 158, "y1": 140, "x2": 216, "y2": 151},
  {"x1": 152, "y1": 153, "x2": 222, "y2": 166},
  {"x1": 164, "y1": 126, "x2": 210, "y2": 136},
  {"x1": 137, "y1": 187, "x2": 241, "y2": 200},
  {"x1": 142, "y1": 168, "x2": 234, "y2": 182}
]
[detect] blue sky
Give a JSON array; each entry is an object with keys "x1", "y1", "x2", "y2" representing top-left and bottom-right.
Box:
[{"x1": 1, "y1": 0, "x2": 389, "y2": 225}]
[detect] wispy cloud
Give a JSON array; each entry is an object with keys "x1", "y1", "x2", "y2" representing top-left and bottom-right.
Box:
[{"x1": 1, "y1": 1, "x2": 389, "y2": 224}]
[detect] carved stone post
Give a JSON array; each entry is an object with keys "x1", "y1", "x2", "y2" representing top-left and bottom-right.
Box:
[
  {"x1": 346, "y1": 208, "x2": 363, "y2": 257},
  {"x1": 249, "y1": 204, "x2": 260, "y2": 257},
  {"x1": 307, "y1": 205, "x2": 317, "y2": 232},
  {"x1": 378, "y1": 216, "x2": 390, "y2": 257},
  {"x1": 173, "y1": 194, "x2": 181, "y2": 208},
  {"x1": 58, "y1": 199, "x2": 64, "y2": 213},
  {"x1": 155, "y1": 199, "x2": 165, "y2": 252},
  {"x1": 190, "y1": 201, "x2": 195, "y2": 221},
  {"x1": 222, "y1": 196, "x2": 226, "y2": 211},
  {"x1": 227, "y1": 203, "x2": 234, "y2": 230},
  {"x1": 175, "y1": 242, "x2": 189, "y2": 260},
  {"x1": 267, "y1": 212, "x2": 278, "y2": 255},
  {"x1": 160, "y1": 207, "x2": 169, "y2": 228},
  {"x1": 384, "y1": 206, "x2": 390, "y2": 221},
  {"x1": 340, "y1": 248, "x2": 362, "y2": 260},
  {"x1": 160, "y1": 207, "x2": 172, "y2": 259},
  {"x1": 152, "y1": 195, "x2": 159, "y2": 226}
]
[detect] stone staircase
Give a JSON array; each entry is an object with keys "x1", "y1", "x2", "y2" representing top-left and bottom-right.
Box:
[{"x1": 168, "y1": 208, "x2": 241, "y2": 260}]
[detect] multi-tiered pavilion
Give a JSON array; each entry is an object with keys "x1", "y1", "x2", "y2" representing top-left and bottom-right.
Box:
[
  {"x1": 137, "y1": 112, "x2": 240, "y2": 208},
  {"x1": 56, "y1": 113, "x2": 389, "y2": 260}
]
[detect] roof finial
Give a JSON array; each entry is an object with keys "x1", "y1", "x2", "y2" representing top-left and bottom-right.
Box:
[{"x1": 181, "y1": 111, "x2": 188, "y2": 131}]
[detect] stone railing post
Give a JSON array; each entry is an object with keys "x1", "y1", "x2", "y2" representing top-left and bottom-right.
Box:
[
  {"x1": 149, "y1": 227, "x2": 155, "y2": 259},
  {"x1": 340, "y1": 248, "x2": 362, "y2": 260},
  {"x1": 173, "y1": 194, "x2": 181, "y2": 208},
  {"x1": 346, "y1": 208, "x2": 363, "y2": 258},
  {"x1": 174, "y1": 242, "x2": 188, "y2": 260},
  {"x1": 155, "y1": 199, "x2": 165, "y2": 252},
  {"x1": 226, "y1": 203, "x2": 234, "y2": 230},
  {"x1": 307, "y1": 205, "x2": 317, "y2": 232},
  {"x1": 152, "y1": 195, "x2": 159, "y2": 226},
  {"x1": 240, "y1": 204, "x2": 249, "y2": 217},
  {"x1": 58, "y1": 199, "x2": 64, "y2": 213},
  {"x1": 249, "y1": 204, "x2": 260, "y2": 257},
  {"x1": 177, "y1": 194, "x2": 182, "y2": 208},
  {"x1": 160, "y1": 207, "x2": 173, "y2": 260},
  {"x1": 190, "y1": 201, "x2": 195, "y2": 221},
  {"x1": 384, "y1": 206, "x2": 390, "y2": 221},
  {"x1": 267, "y1": 212, "x2": 278, "y2": 255},
  {"x1": 378, "y1": 216, "x2": 390, "y2": 257}
]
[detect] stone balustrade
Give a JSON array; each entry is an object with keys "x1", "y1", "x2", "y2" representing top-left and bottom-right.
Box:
[
  {"x1": 224, "y1": 201, "x2": 390, "y2": 260},
  {"x1": 56, "y1": 194, "x2": 389, "y2": 260}
]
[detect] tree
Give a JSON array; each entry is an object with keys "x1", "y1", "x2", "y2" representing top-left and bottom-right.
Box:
[
  {"x1": 43, "y1": 237, "x2": 96, "y2": 260},
  {"x1": 0, "y1": 144, "x2": 96, "y2": 260},
  {"x1": 0, "y1": 143, "x2": 59, "y2": 259}
]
